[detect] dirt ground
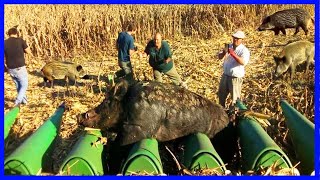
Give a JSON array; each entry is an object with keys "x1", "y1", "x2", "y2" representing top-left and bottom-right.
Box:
[{"x1": 4, "y1": 28, "x2": 315, "y2": 175}]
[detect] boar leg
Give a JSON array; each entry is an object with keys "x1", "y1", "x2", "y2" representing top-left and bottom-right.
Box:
[
  {"x1": 290, "y1": 65, "x2": 296, "y2": 81},
  {"x1": 274, "y1": 29, "x2": 280, "y2": 35},
  {"x1": 294, "y1": 27, "x2": 300, "y2": 35},
  {"x1": 280, "y1": 28, "x2": 286, "y2": 35},
  {"x1": 305, "y1": 56, "x2": 312, "y2": 74},
  {"x1": 300, "y1": 24, "x2": 308, "y2": 35},
  {"x1": 65, "y1": 76, "x2": 70, "y2": 93},
  {"x1": 44, "y1": 76, "x2": 54, "y2": 88}
]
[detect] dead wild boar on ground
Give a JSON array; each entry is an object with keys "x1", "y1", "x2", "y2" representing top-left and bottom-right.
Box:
[{"x1": 78, "y1": 80, "x2": 230, "y2": 146}]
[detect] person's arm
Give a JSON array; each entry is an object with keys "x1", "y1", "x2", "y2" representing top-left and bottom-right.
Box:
[
  {"x1": 228, "y1": 48, "x2": 245, "y2": 65},
  {"x1": 139, "y1": 40, "x2": 153, "y2": 58},
  {"x1": 129, "y1": 37, "x2": 136, "y2": 56},
  {"x1": 116, "y1": 32, "x2": 121, "y2": 51},
  {"x1": 22, "y1": 39, "x2": 32, "y2": 56},
  {"x1": 163, "y1": 41, "x2": 172, "y2": 64},
  {"x1": 218, "y1": 51, "x2": 227, "y2": 60},
  {"x1": 24, "y1": 46, "x2": 32, "y2": 56},
  {"x1": 218, "y1": 43, "x2": 229, "y2": 60},
  {"x1": 116, "y1": 43, "x2": 119, "y2": 51},
  {"x1": 4, "y1": 57, "x2": 8, "y2": 72}
]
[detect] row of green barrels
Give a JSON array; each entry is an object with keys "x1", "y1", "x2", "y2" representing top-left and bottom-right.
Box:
[{"x1": 4, "y1": 100, "x2": 315, "y2": 175}]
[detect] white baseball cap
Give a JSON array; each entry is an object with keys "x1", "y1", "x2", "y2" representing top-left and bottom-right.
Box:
[{"x1": 232, "y1": 30, "x2": 246, "y2": 39}]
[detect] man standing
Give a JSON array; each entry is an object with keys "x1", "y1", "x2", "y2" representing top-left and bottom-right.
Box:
[
  {"x1": 217, "y1": 30, "x2": 250, "y2": 108},
  {"x1": 115, "y1": 22, "x2": 137, "y2": 85},
  {"x1": 143, "y1": 32, "x2": 186, "y2": 88},
  {"x1": 5, "y1": 27, "x2": 32, "y2": 107}
]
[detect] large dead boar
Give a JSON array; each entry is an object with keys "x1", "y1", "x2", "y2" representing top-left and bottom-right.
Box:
[{"x1": 78, "y1": 80, "x2": 229, "y2": 146}]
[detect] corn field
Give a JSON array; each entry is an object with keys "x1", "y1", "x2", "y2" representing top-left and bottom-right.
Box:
[
  {"x1": 4, "y1": 4, "x2": 314, "y2": 57},
  {"x1": 4, "y1": 4, "x2": 315, "y2": 175}
]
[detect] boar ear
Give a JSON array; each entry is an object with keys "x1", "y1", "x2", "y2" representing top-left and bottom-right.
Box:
[
  {"x1": 76, "y1": 65, "x2": 83, "y2": 72},
  {"x1": 274, "y1": 56, "x2": 286, "y2": 63},
  {"x1": 273, "y1": 56, "x2": 281, "y2": 64},
  {"x1": 263, "y1": 16, "x2": 270, "y2": 23},
  {"x1": 281, "y1": 56, "x2": 287, "y2": 63},
  {"x1": 113, "y1": 80, "x2": 129, "y2": 100}
]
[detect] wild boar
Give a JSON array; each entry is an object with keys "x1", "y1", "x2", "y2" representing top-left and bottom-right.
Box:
[
  {"x1": 78, "y1": 80, "x2": 229, "y2": 146},
  {"x1": 258, "y1": 8, "x2": 314, "y2": 36},
  {"x1": 41, "y1": 61, "x2": 88, "y2": 87},
  {"x1": 273, "y1": 40, "x2": 314, "y2": 80}
]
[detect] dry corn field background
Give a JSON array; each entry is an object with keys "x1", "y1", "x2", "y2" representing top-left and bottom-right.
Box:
[{"x1": 4, "y1": 4, "x2": 315, "y2": 175}]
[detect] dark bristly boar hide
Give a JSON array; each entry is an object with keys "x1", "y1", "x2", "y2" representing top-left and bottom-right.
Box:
[
  {"x1": 258, "y1": 8, "x2": 314, "y2": 36},
  {"x1": 78, "y1": 80, "x2": 229, "y2": 145}
]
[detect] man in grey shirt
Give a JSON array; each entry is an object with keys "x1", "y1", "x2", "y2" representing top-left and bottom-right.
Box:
[{"x1": 217, "y1": 30, "x2": 250, "y2": 108}]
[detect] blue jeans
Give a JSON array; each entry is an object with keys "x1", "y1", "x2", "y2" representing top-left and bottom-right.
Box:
[{"x1": 8, "y1": 66, "x2": 28, "y2": 105}]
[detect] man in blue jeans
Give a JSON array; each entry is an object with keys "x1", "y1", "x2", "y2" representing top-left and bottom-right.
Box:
[
  {"x1": 115, "y1": 22, "x2": 138, "y2": 85},
  {"x1": 5, "y1": 27, "x2": 32, "y2": 107}
]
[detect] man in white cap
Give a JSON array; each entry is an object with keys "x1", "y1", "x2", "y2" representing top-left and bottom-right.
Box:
[{"x1": 217, "y1": 30, "x2": 250, "y2": 108}]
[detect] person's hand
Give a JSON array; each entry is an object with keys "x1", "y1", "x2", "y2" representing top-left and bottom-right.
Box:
[
  {"x1": 165, "y1": 59, "x2": 171, "y2": 64},
  {"x1": 228, "y1": 48, "x2": 237, "y2": 58},
  {"x1": 138, "y1": 52, "x2": 143, "y2": 59},
  {"x1": 139, "y1": 52, "x2": 147, "y2": 59},
  {"x1": 218, "y1": 50, "x2": 227, "y2": 60}
]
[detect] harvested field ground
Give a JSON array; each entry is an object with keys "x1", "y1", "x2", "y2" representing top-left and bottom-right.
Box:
[{"x1": 4, "y1": 4, "x2": 315, "y2": 176}]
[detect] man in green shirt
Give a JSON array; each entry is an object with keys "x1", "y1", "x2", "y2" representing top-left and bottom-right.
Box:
[{"x1": 143, "y1": 33, "x2": 186, "y2": 88}]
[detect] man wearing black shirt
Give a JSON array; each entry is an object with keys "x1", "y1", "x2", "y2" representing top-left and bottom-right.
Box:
[{"x1": 5, "y1": 27, "x2": 32, "y2": 106}]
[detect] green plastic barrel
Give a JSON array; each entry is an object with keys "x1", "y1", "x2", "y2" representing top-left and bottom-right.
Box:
[
  {"x1": 59, "y1": 130, "x2": 104, "y2": 175},
  {"x1": 183, "y1": 133, "x2": 226, "y2": 173},
  {"x1": 4, "y1": 102, "x2": 65, "y2": 175},
  {"x1": 236, "y1": 100, "x2": 292, "y2": 172},
  {"x1": 280, "y1": 99, "x2": 314, "y2": 175},
  {"x1": 4, "y1": 106, "x2": 20, "y2": 140},
  {"x1": 121, "y1": 138, "x2": 163, "y2": 175}
]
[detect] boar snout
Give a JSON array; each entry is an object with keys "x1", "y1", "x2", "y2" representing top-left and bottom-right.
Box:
[
  {"x1": 273, "y1": 71, "x2": 282, "y2": 80},
  {"x1": 77, "y1": 110, "x2": 101, "y2": 128}
]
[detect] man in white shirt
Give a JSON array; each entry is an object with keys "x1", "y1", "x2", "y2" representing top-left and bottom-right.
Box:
[{"x1": 217, "y1": 30, "x2": 250, "y2": 108}]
